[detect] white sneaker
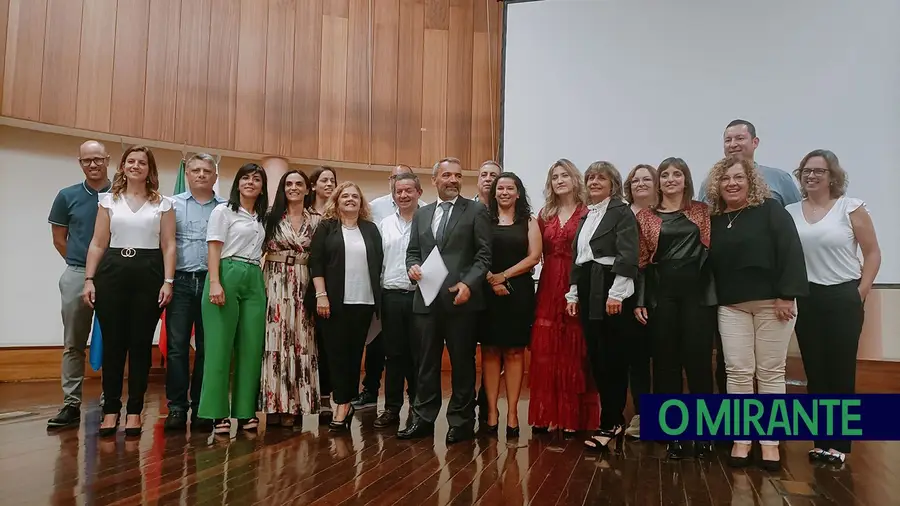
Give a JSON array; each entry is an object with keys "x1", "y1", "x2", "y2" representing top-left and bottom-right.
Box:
[{"x1": 625, "y1": 415, "x2": 640, "y2": 438}]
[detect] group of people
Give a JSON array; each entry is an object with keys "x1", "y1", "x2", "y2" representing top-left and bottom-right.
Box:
[{"x1": 45, "y1": 118, "x2": 880, "y2": 471}]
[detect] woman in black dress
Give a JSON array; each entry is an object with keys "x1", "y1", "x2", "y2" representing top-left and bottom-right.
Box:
[{"x1": 480, "y1": 172, "x2": 542, "y2": 436}]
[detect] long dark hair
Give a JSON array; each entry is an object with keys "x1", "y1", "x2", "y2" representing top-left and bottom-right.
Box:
[
  {"x1": 489, "y1": 172, "x2": 532, "y2": 224},
  {"x1": 228, "y1": 163, "x2": 268, "y2": 222},
  {"x1": 265, "y1": 169, "x2": 310, "y2": 243},
  {"x1": 306, "y1": 166, "x2": 338, "y2": 209}
]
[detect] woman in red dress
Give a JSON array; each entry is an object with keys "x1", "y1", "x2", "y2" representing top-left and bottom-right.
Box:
[{"x1": 528, "y1": 159, "x2": 599, "y2": 436}]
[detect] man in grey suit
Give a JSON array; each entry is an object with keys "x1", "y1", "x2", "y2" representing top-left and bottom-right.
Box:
[{"x1": 399, "y1": 157, "x2": 493, "y2": 444}]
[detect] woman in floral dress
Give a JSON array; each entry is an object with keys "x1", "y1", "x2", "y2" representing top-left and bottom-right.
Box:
[
  {"x1": 528, "y1": 159, "x2": 599, "y2": 436},
  {"x1": 260, "y1": 170, "x2": 321, "y2": 426}
]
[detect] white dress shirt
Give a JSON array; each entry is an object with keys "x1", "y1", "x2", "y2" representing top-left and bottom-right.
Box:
[
  {"x1": 379, "y1": 211, "x2": 416, "y2": 291},
  {"x1": 431, "y1": 196, "x2": 459, "y2": 236},
  {"x1": 206, "y1": 203, "x2": 265, "y2": 262},
  {"x1": 99, "y1": 193, "x2": 173, "y2": 249},
  {"x1": 565, "y1": 197, "x2": 634, "y2": 303}
]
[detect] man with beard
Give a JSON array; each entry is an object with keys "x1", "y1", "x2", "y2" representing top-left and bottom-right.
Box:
[{"x1": 399, "y1": 157, "x2": 492, "y2": 444}]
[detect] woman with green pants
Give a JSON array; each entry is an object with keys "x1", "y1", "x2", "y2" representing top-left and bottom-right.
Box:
[{"x1": 199, "y1": 163, "x2": 269, "y2": 434}]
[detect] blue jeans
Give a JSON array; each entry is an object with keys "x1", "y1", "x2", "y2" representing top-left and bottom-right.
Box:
[{"x1": 165, "y1": 271, "x2": 207, "y2": 414}]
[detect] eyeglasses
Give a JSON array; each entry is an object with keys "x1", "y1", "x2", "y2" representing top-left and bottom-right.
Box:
[
  {"x1": 800, "y1": 168, "x2": 828, "y2": 177},
  {"x1": 79, "y1": 157, "x2": 108, "y2": 167},
  {"x1": 720, "y1": 174, "x2": 747, "y2": 184}
]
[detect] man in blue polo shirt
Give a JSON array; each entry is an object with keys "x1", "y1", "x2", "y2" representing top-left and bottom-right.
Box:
[
  {"x1": 164, "y1": 153, "x2": 225, "y2": 431},
  {"x1": 47, "y1": 140, "x2": 111, "y2": 429}
]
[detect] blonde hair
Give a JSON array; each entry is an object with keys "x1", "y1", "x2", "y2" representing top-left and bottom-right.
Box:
[
  {"x1": 110, "y1": 145, "x2": 161, "y2": 203},
  {"x1": 323, "y1": 181, "x2": 372, "y2": 221},
  {"x1": 705, "y1": 157, "x2": 771, "y2": 214},
  {"x1": 793, "y1": 149, "x2": 848, "y2": 199},
  {"x1": 584, "y1": 161, "x2": 624, "y2": 200},
  {"x1": 541, "y1": 158, "x2": 586, "y2": 219}
]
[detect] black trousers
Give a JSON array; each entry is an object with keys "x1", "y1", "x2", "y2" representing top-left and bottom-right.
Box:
[
  {"x1": 649, "y1": 291, "x2": 715, "y2": 398},
  {"x1": 315, "y1": 320, "x2": 331, "y2": 399},
  {"x1": 321, "y1": 304, "x2": 375, "y2": 405},
  {"x1": 361, "y1": 332, "x2": 385, "y2": 394},
  {"x1": 412, "y1": 309, "x2": 477, "y2": 429},
  {"x1": 624, "y1": 297, "x2": 651, "y2": 415},
  {"x1": 578, "y1": 274, "x2": 630, "y2": 430},
  {"x1": 381, "y1": 290, "x2": 417, "y2": 413},
  {"x1": 164, "y1": 270, "x2": 207, "y2": 414},
  {"x1": 796, "y1": 280, "x2": 864, "y2": 454},
  {"x1": 94, "y1": 248, "x2": 164, "y2": 415}
]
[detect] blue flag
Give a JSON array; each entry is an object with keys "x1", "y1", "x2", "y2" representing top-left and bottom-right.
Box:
[{"x1": 89, "y1": 314, "x2": 102, "y2": 371}]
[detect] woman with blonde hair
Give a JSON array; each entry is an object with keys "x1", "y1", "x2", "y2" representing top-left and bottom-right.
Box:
[
  {"x1": 309, "y1": 181, "x2": 383, "y2": 432},
  {"x1": 786, "y1": 149, "x2": 881, "y2": 465},
  {"x1": 707, "y1": 156, "x2": 807, "y2": 470},
  {"x1": 566, "y1": 161, "x2": 639, "y2": 452},
  {"x1": 529, "y1": 159, "x2": 599, "y2": 437},
  {"x1": 82, "y1": 145, "x2": 176, "y2": 437}
]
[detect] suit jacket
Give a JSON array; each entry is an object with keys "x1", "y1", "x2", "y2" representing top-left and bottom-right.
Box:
[
  {"x1": 406, "y1": 197, "x2": 492, "y2": 314},
  {"x1": 569, "y1": 198, "x2": 639, "y2": 320},
  {"x1": 309, "y1": 218, "x2": 384, "y2": 316}
]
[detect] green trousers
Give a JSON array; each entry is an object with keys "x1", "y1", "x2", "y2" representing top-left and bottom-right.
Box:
[{"x1": 198, "y1": 258, "x2": 266, "y2": 420}]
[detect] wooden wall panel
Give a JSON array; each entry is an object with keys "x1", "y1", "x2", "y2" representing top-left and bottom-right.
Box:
[
  {"x1": 234, "y1": 0, "x2": 267, "y2": 153},
  {"x1": 344, "y1": 0, "x2": 371, "y2": 163},
  {"x1": 317, "y1": 13, "x2": 349, "y2": 161},
  {"x1": 2, "y1": 0, "x2": 49, "y2": 120},
  {"x1": 2, "y1": 0, "x2": 503, "y2": 171},
  {"x1": 0, "y1": 0, "x2": 7, "y2": 109},
  {"x1": 291, "y1": 0, "x2": 323, "y2": 159},
  {"x1": 205, "y1": 0, "x2": 240, "y2": 150},
  {"x1": 174, "y1": 0, "x2": 211, "y2": 146},
  {"x1": 75, "y1": 0, "x2": 117, "y2": 132},
  {"x1": 109, "y1": 0, "x2": 150, "y2": 137},
  {"x1": 39, "y1": 0, "x2": 83, "y2": 127},
  {"x1": 420, "y1": 29, "x2": 449, "y2": 166},
  {"x1": 446, "y1": 0, "x2": 473, "y2": 168},
  {"x1": 263, "y1": 0, "x2": 295, "y2": 157},
  {"x1": 142, "y1": 0, "x2": 181, "y2": 143},
  {"x1": 395, "y1": 0, "x2": 425, "y2": 167},
  {"x1": 371, "y1": 0, "x2": 399, "y2": 165}
]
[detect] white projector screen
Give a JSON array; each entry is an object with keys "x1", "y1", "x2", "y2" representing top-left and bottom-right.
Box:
[{"x1": 502, "y1": 0, "x2": 900, "y2": 284}]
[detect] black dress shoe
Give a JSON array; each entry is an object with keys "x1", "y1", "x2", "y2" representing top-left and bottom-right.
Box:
[
  {"x1": 398, "y1": 420, "x2": 434, "y2": 439},
  {"x1": 191, "y1": 416, "x2": 214, "y2": 430},
  {"x1": 695, "y1": 441, "x2": 713, "y2": 458},
  {"x1": 47, "y1": 405, "x2": 81, "y2": 429},
  {"x1": 373, "y1": 411, "x2": 400, "y2": 428},
  {"x1": 666, "y1": 441, "x2": 685, "y2": 460},
  {"x1": 164, "y1": 411, "x2": 188, "y2": 431},
  {"x1": 446, "y1": 427, "x2": 474, "y2": 445}
]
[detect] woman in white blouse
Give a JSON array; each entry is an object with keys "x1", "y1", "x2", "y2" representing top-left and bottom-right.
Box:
[
  {"x1": 199, "y1": 163, "x2": 269, "y2": 435},
  {"x1": 82, "y1": 146, "x2": 176, "y2": 438},
  {"x1": 786, "y1": 149, "x2": 881, "y2": 466},
  {"x1": 565, "y1": 161, "x2": 640, "y2": 453},
  {"x1": 310, "y1": 181, "x2": 384, "y2": 432}
]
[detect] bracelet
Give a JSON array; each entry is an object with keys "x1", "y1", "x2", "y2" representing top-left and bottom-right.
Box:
[
  {"x1": 315, "y1": 292, "x2": 327, "y2": 298},
  {"x1": 85, "y1": 277, "x2": 94, "y2": 281}
]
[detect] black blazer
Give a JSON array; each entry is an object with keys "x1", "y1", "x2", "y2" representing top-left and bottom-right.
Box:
[
  {"x1": 569, "y1": 198, "x2": 639, "y2": 320},
  {"x1": 309, "y1": 218, "x2": 384, "y2": 316},
  {"x1": 406, "y1": 197, "x2": 493, "y2": 314}
]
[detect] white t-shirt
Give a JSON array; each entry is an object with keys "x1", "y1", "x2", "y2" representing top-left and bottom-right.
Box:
[
  {"x1": 206, "y1": 203, "x2": 265, "y2": 262},
  {"x1": 786, "y1": 197, "x2": 865, "y2": 285},
  {"x1": 342, "y1": 225, "x2": 375, "y2": 304},
  {"x1": 99, "y1": 193, "x2": 173, "y2": 249}
]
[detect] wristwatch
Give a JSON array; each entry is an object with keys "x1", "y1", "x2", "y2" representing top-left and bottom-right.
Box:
[{"x1": 164, "y1": 278, "x2": 174, "y2": 285}]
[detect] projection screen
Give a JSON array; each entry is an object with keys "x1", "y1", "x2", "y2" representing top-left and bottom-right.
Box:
[{"x1": 501, "y1": 0, "x2": 900, "y2": 283}]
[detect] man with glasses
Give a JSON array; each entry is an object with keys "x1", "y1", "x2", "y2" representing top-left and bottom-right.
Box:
[{"x1": 46, "y1": 140, "x2": 112, "y2": 429}]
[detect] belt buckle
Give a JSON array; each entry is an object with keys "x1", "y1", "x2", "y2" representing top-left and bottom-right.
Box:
[
  {"x1": 120, "y1": 247, "x2": 136, "y2": 258},
  {"x1": 286, "y1": 255, "x2": 296, "y2": 266}
]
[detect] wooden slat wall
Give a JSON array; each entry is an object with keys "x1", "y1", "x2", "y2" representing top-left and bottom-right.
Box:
[{"x1": 0, "y1": 0, "x2": 503, "y2": 170}]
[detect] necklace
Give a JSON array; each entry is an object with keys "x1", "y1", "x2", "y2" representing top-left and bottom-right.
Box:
[{"x1": 726, "y1": 208, "x2": 745, "y2": 229}]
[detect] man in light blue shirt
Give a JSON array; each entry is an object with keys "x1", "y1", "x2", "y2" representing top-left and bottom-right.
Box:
[
  {"x1": 164, "y1": 154, "x2": 226, "y2": 431},
  {"x1": 699, "y1": 119, "x2": 801, "y2": 206}
]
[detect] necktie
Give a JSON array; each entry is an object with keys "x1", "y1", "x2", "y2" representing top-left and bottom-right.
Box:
[{"x1": 435, "y1": 201, "x2": 453, "y2": 244}]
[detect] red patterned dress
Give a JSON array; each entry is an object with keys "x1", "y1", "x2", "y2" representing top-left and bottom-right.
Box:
[{"x1": 528, "y1": 205, "x2": 600, "y2": 431}]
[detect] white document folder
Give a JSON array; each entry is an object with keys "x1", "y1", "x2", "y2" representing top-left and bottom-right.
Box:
[{"x1": 419, "y1": 245, "x2": 449, "y2": 307}]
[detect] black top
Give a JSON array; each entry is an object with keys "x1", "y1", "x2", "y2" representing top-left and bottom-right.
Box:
[
  {"x1": 709, "y1": 198, "x2": 808, "y2": 306},
  {"x1": 656, "y1": 211, "x2": 704, "y2": 277},
  {"x1": 309, "y1": 218, "x2": 384, "y2": 316}
]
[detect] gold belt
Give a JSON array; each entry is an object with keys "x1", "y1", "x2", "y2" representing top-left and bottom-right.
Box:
[{"x1": 266, "y1": 252, "x2": 307, "y2": 266}]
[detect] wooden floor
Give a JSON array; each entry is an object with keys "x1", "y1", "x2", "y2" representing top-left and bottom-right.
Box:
[{"x1": 0, "y1": 379, "x2": 897, "y2": 506}]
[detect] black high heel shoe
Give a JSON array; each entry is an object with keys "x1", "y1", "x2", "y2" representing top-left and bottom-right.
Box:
[
  {"x1": 584, "y1": 425, "x2": 625, "y2": 453},
  {"x1": 666, "y1": 441, "x2": 685, "y2": 460},
  {"x1": 506, "y1": 425, "x2": 520, "y2": 437},
  {"x1": 124, "y1": 414, "x2": 142, "y2": 437},
  {"x1": 329, "y1": 405, "x2": 355, "y2": 432},
  {"x1": 99, "y1": 413, "x2": 120, "y2": 437},
  {"x1": 695, "y1": 441, "x2": 713, "y2": 458}
]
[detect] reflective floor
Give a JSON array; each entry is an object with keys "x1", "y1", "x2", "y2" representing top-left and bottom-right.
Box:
[{"x1": 0, "y1": 378, "x2": 897, "y2": 505}]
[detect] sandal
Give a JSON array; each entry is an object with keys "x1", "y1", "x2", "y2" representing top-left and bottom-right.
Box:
[
  {"x1": 213, "y1": 418, "x2": 231, "y2": 435},
  {"x1": 239, "y1": 417, "x2": 260, "y2": 431},
  {"x1": 824, "y1": 449, "x2": 846, "y2": 465},
  {"x1": 808, "y1": 448, "x2": 826, "y2": 461},
  {"x1": 584, "y1": 425, "x2": 624, "y2": 453}
]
